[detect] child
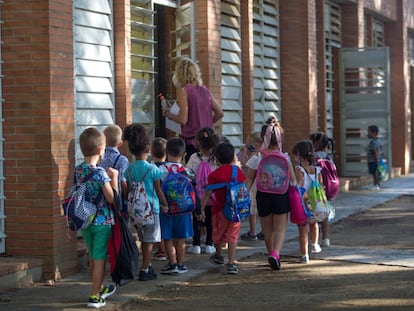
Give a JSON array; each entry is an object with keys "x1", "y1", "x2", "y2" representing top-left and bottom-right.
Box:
[
  {"x1": 245, "y1": 122, "x2": 290, "y2": 270},
  {"x1": 77, "y1": 127, "x2": 118, "y2": 308},
  {"x1": 100, "y1": 124, "x2": 130, "y2": 219},
  {"x1": 200, "y1": 142, "x2": 246, "y2": 274},
  {"x1": 186, "y1": 127, "x2": 218, "y2": 254},
  {"x1": 159, "y1": 137, "x2": 194, "y2": 274},
  {"x1": 150, "y1": 137, "x2": 168, "y2": 261},
  {"x1": 238, "y1": 132, "x2": 264, "y2": 241},
  {"x1": 309, "y1": 132, "x2": 335, "y2": 247},
  {"x1": 292, "y1": 140, "x2": 324, "y2": 264},
  {"x1": 123, "y1": 124, "x2": 168, "y2": 281},
  {"x1": 366, "y1": 125, "x2": 382, "y2": 190}
]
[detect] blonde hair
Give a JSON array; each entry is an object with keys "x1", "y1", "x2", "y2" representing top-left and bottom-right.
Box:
[
  {"x1": 247, "y1": 132, "x2": 263, "y2": 144},
  {"x1": 79, "y1": 127, "x2": 105, "y2": 157},
  {"x1": 103, "y1": 124, "x2": 123, "y2": 147},
  {"x1": 173, "y1": 57, "x2": 202, "y2": 87}
]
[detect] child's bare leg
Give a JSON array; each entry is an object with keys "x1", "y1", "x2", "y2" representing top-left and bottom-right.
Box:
[
  {"x1": 272, "y1": 213, "x2": 288, "y2": 254},
  {"x1": 309, "y1": 222, "x2": 319, "y2": 245},
  {"x1": 321, "y1": 219, "x2": 329, "y2": 240},
  {"x1": 91, "y1": 259, "x2": 105, "y2": 296},
  {"x1": 298, "y1": 224, "x2": 309, "y2": 255},
  {"x1": 227, "y1": 242, "x2": 237, "y2": 264},
  {"x1": 173, "y1": 238, "x2": 186, "y2": 264},
  {"x1": 164, "y1": 239, "x2": 177, "y2": 264},
  {"x1": 249, "y1": 215, "x2": 256, "y2": 236},
  {"x1": 261, "y1": 214, "x2": 274, "y2": 254},
  {"x1": 141, "y1": 242, "x2": 154, "y2": 269}
]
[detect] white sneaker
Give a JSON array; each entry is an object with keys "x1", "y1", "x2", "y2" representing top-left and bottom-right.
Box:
[
  {"x1": 204, "y1": 245, "x2": 216, "y2": 254},
  {"x1": 321, "y1": 238, "x2": 330, "y2": 247},
  {"x1": 187, "y1": 245, "x2": 201, "y2": 255},
  {"x1": 299, "y1": 255, "x2": 309, "y2": 264},
  {"x1": 311, "y1": 243, "x2": 322, "y2": 253}
]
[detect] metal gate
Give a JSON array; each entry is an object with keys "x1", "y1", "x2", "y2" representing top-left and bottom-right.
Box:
[{"x1": 339, "y1": 47, "x2": 391, "y2": 177}]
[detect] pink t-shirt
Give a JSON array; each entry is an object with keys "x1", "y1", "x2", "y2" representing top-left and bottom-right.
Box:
[{"x1": 181, "y1": 84, "x2": 213, "y2": 140}]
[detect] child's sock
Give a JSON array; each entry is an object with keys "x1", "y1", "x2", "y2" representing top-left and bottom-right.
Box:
[{"x1": 270, "y1": 250, "x2": 280, "y2": 259}]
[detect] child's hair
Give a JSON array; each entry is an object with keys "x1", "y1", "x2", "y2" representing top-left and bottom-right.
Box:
[
  {"x1": 103, "y1": 124, "x2": 123, "y2": 147},
  {"x1": 260, "y1": 122, "x2": 283, "y2": 150},
  {"x1": 214, "y1": 142, "x2": 235, "y2": 165},
  {"x1": 173, "y1": 57, "x2": 202, "y2": 87},
  {"x1": 217, "y1": 134, "x2": 231, "y2": 144},
  {"x1": 79, "y1": 127, "x2": 106, "y2": 157},
  {"x1": 151, "y1": 137, "x2": 167, "y2": 159},
  {"x1": 309, "y1": 132, "x2": 334, "y2": 152},
  {"x1": 122, "y1": 123, "x2": 150, "y2": 156},
  {"x1": 196, "y1": 127, "x2": 218, "y2": 152},
  {"x1": 248, "y1": 131, "x2": 262, "y2": 144},
  {"x1": 166, "y1": 137, "x2": 186, "y2": 158},
  {"x1": 368, "y1": 125, "x2": 379, "y2": 135},
  {"x1": 292, "y1": 140, "x2": 315, "y2": 165}
]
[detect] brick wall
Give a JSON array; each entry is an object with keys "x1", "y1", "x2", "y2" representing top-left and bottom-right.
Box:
[
  {"x1": 279, "y1": 0, "x2": 319, "y2": 154},
  {"x1": 2, "y1": 0, "x2": 76, "y2": 278}
]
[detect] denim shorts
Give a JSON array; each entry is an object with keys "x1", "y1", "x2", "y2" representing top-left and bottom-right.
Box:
[
  {"x1": 82, "y1": 224, "x2": 112, "y2": 260},
  {"x1": 160, "y1": 212, "x2": 193, "y2": 240}
]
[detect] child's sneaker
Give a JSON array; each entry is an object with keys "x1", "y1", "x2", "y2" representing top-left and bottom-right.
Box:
[
  {"x1": 153, "y1": 251, "x2": 168, "y2": 261},
  {"x1": 209, "y1": 254, "x2": 225, "y2": 265},
  {"x1": 204, "y1": 245, "x2": 216, "y2": 254},
  {"x1": 240, "y1": 231, "x2": 258, "y2": 241},
  {"x1": 311, "y1": 243, "x2": 322, "y2": 253},
  {"x1": 177, "y1": 264, "x2": 189, "y2": 274},
  {"x1": 321, "y1": 238, "x2": 330, "y2": 247},
  {"x1": 161, "y1": 263, "x2": 179, "y2": 274},
  {"x1": 226, "y1": 263, "x2": 239, "y2": 274},
  {"x1": 187, "y1": 245, "x2": 201, "y2": 254},
  {"x1": 257, "y1": 231, "x2": 265, "y2": 240},
  {"x1": 98, "y1": 284, "x2": 116, "y2": 300},
  {"x1": 87, "y1": 295, "x2": 106, "y2": 308},
  {"x1": 299, "y1": 255, "x2": 309, "y2": 264},
  {"x1": 268, "y1": 255, "x2": 281, "y2": 270},
  {"x1": 138, "y1": 266, "x2": 157, "y2": 281}
]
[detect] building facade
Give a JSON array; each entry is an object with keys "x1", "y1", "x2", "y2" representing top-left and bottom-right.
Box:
[{"x1": 0, "y1": 0, "x2": 413, "y2": 279}]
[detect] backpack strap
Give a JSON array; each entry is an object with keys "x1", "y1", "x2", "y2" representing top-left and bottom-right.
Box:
[
  {"x1": 74, "y1": 168, "x2": 95, "y2": 185},
  {"x1": 205, "y1": 165, "x2": 236, "y2": 191},
  {"x1": 112, "y1": 154, "x2": 121, "y2": 168}
]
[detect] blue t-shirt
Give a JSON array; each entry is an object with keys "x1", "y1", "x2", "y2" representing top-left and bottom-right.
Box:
[
  {"x1": 74, "y1": 163, "x2": 114, "y2": 226},
  {"x1": 125, "y1": 160, "x2": 162, "y2": 214}
]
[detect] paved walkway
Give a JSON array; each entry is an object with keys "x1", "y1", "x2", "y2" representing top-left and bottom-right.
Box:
[{"x1": 1, "y1": 174, "x2": 414, "y2": 310}]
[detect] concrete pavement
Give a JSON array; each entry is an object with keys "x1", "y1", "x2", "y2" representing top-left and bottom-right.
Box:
[{"x1": 1, "y1": 173, "x2": 414, "y2": 310}]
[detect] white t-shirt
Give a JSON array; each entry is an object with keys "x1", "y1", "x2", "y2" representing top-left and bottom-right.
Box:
[{"x1": 296, "y1": 166, "x2": 321, "y2": 192}]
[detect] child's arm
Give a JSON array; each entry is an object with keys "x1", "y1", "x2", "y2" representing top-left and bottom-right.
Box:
[
  {"x1": 245, "y1": 167, "x2": 257, "y2": 191},
  {"x1": 103, "y1": 167, "x2": 118, "y2": 204},
  {"x1": 154, "y1": 180, "x2": 169, "y2": 214},
  {"x1": 198, "y1": 189, "x2": 213, "y2": 221}
]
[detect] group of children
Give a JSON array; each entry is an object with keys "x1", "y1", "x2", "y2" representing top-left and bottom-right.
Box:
[{"x1": 74, "y1": 118, "x2": 383, "y2": 308}]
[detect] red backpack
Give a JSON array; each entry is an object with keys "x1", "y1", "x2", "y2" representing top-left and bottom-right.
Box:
[{"x1": 316, "y1": 157, "x2": 339, "y2": 201}]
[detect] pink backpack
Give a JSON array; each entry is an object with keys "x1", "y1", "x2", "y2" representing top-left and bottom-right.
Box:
[
  {"x1": 195, "y1": 153, "x2": 215, "y2": 205},
  {"x1": 317, "y1": 157, "x2": 339, "y2": 200},
  {"x1": 256, "y1": 150, "x2": 290, "y2": 194}
]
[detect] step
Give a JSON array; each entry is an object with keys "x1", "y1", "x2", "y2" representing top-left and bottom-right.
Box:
[{"x1": 0, "y1": 256, "x2": 43, "y2": 291}]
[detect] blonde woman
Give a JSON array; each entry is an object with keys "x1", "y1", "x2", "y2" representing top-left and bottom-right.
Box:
[{"x1": 163, "y1": 57, "x2": 223, "y2": 162}]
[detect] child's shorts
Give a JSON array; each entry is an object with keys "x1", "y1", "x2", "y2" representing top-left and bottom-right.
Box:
[
  {"x1": 212, "y1": 212, "x2": 241, "y2": 244},
  {"x1": 256, "y1": 190, "x2": 290, "y2": 217},
  {"x1": 160, "y1": 212, "x2": 193, "y2": 240},
  {"x1": 82, "y1": 224, "x2": 112, "y2": 260},
  {"x1": 368, "y1": 162, "x2": 378, "y2": 175},
  {"x1": 135, "y1": 214, "x2": 161, "y2": 243}
]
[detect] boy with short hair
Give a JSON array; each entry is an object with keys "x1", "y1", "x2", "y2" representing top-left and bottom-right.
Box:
[
  {"x1": 77, "y1": 127, "x2": 118, "y2": 308},
  {"x1": 100, "y1": 124, "x2": 129, "y2": 218},
  {"x1": 366, "y1": 125, "x2": 382, "y2": 190},
  {"x1": 200, "y1": 142, "x2": 246, "y2": 274},
  {"x1": 159, "y1": 137, "x2": 194, "y2": 274}
]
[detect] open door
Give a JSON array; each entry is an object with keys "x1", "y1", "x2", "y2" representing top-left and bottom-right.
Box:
[{"x1": 339, "y1": 47, "x2": 391, "y2": 177}]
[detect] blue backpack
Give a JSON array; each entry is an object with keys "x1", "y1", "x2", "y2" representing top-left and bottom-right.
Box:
[
  {"x1": 207, "y1": 165, "x2": 251, "y2": 223},
  {"x1": 162, "y1": 164, "x2": 196, "y2": 216}
]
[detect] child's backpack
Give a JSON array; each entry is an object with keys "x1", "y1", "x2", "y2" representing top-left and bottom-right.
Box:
[
  {"x1": 195, "y1": 153, "x2": 215, "y2": 206},
  {"x1": 127, "y1": 168, "x2": 155, "y2": 227},
  {"x1": 304, "y1": 169, "x2": 329, "y2": 222},
  {"x1": 62, "y1": 170, "x2": 97, "y2": 231},
  {"x1": 316, "y1": 157, "x2": 340, "y2": 200},
  {"x1": 207, "y1": 165, "x2": 251, "y2": 223},
  {"x1": 162, "y1": 164, "x2": 196, "y2": 216},
  {"x1": 256, "y1": 150, "x2": 290, "y2": 194}
]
